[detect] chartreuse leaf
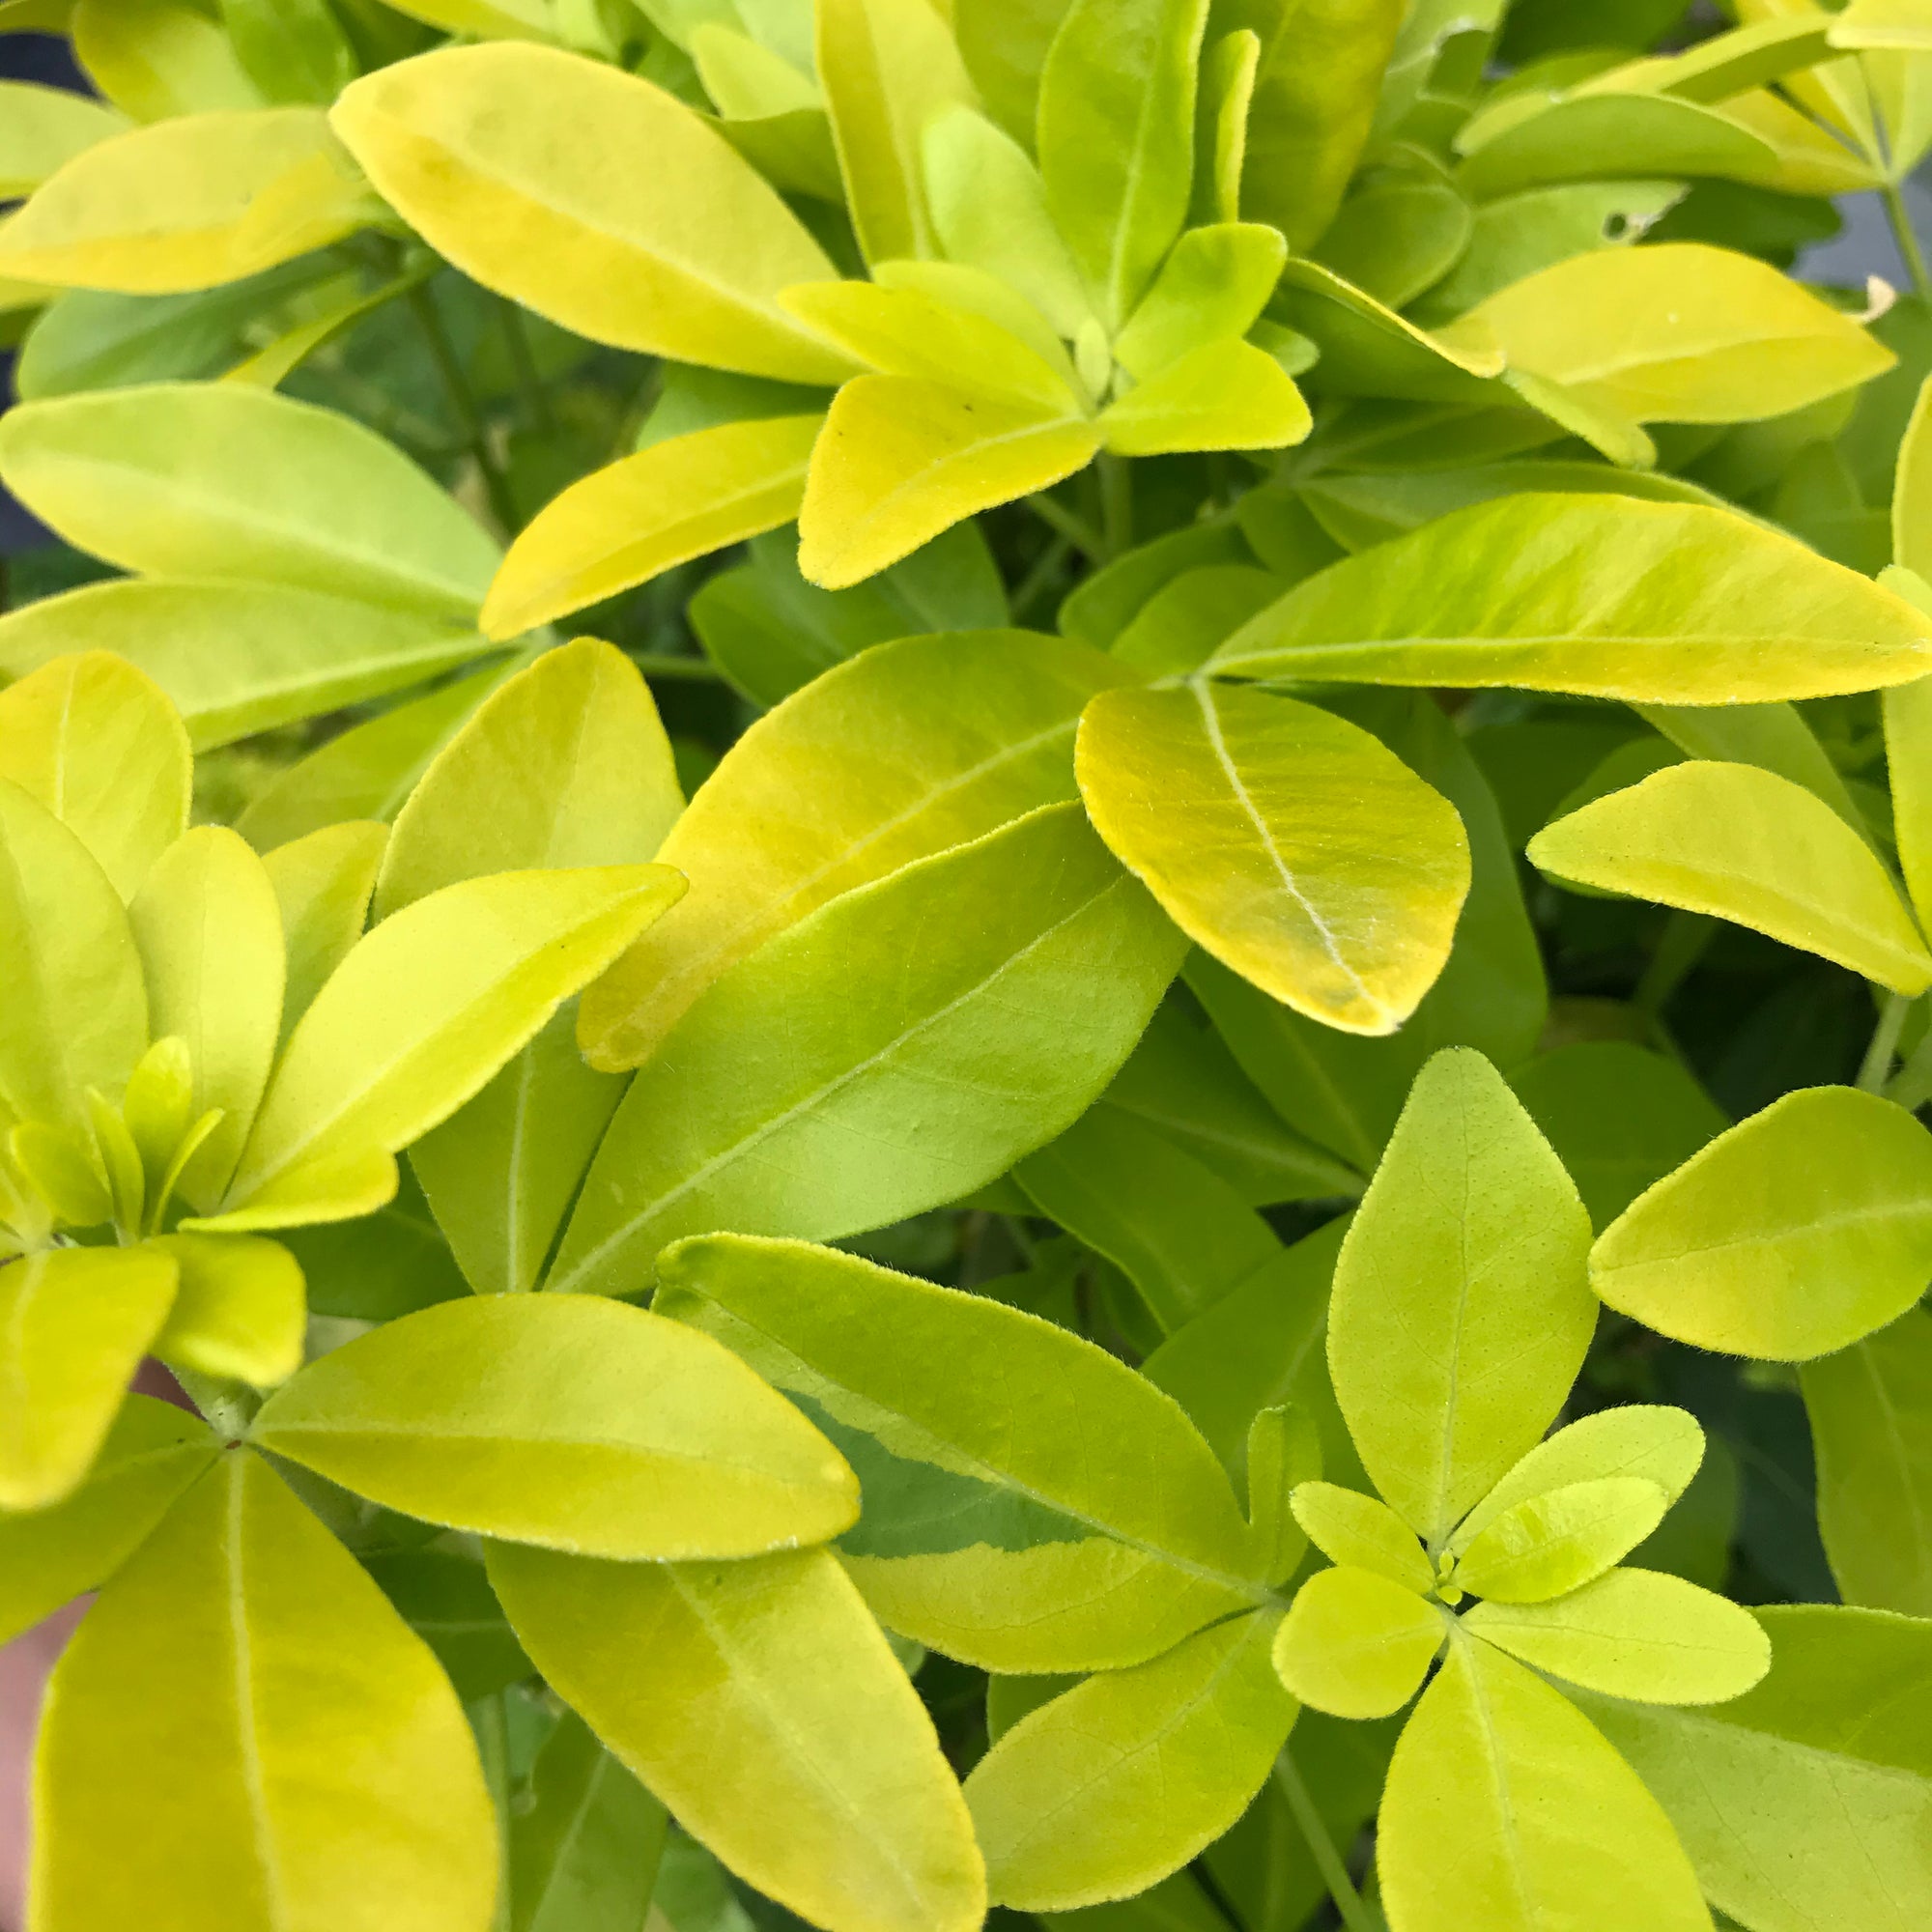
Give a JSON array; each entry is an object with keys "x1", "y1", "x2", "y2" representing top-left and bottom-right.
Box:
[
  {"x1": 70, "y1": 0, "x2": 265, "y2": 120},
  {"x1": 1077, "y1": 683, "x2": 1469, "y2": 1036},
  {"x1": 220, "y1": 0, "x2": 356, "y2": 105},
  {"x1": 362, "y1": 1545, "x2": 528, "y2": 1702},
  {"x1": 0, "y1": 1247, "x2": 179, "y2": 1510},
  {"x1": 1378, "y1": 1634, "x2": 1712, "y2": 1932},
  {"x1": 966, "y1": 1611, "x2": 1295, "y2": 1910},
  {"x1": 1529, "y1": 763, "x2": 1932, "y2": 994},
  {"x1": 582, "y1": 630, "x2": 1118, "y2": 1069},
  {"x1": 262, "y1": 822, "x2": 386, "y2": 1043},
  {"x1": 1580, "y1": 1605, "x2": 1932, "y2": 1931},
  {"x1": 1451, "y1": 1481, "x2": 1671, "y2": 1603},
  {"x1": 510, "y1": 1711, "x2": 668, "y2": 1932},
  {"x1": 1099, "y1": 340, "x2": 1312, "y2": 455},
  {"x1": 1465, "y1": 1568, "x2": 1770, "y2": 1703},
  {"x1": 1271, "y1": 1567, "x2": 1444, "y2": 1719},
  {"x1": 817, "y1": 0, "x2": 977, "y2": 263},
  {"x1": 1328, "y1": 1049, "x2": 1595, "y2": 1544},
  {"x1": 797, "y1": 375, "x2": 1100, "y2": 587},
  {"x1": 1591, "y1": 1086, "x2": 1932, "y2": 1359},
  {"x1": 0, "y1": 779, "x2": 148, "y2": 1134},
  {"x1": 0, "y1": 383, "x2": 500, "y2": 619},
  {"x1": 1212, "y1": 495, "x2": 1932, "y2": 700},
  {"x1": 33, "y1": 1449, "x2": 496, "y2": 1932},
  {"x1": 0, "y1": 1395, "x2": 213, "y2": 1645},
  {"x1": 1111, "y1": 223, "x2": 1285, "y2": 378},
  {"x1": 1245, "y1": 1404, "x2": 1319, "y2": 1585},
  {"x1": 481, "y1": 415, "x2": 824, "y2": 638},
  {"x1": 130, "y1": 827, "x2": 286, "y2": 1211},
  {"x1": 549, "y1": 806, "x2": 1184, "y2": 1294},
  {"x1": 656, "y1": 1233, "x2": 1264, "y2": 1673},
  {"x1": 252, "y1": 1293, "x2": 857, "y2": 1557},
  {"x1": 331, "y1": 43, "x2": 853, "y2": 383},
  {"x1": 0, "y1": 82, "x2": 127, "y2": 196},
  {"x1": 1038, "y1": 0, "x2": 1208, "y2": 329},
  {"x1": 0, "y1": 109, "x2": 370, "y2": 294},
  {"x1": 1803, "y1": 1304, "x2": 1932, "y2": 1612},
  {"x1": 0, "y1": 650, "x2": 189, "y2": 899},
  {"x1": 214, "y1": 865, "x2": 684, "y2": 1227},
  {"x1": 148, "y1": 1234, "x2": 304, "y2": 1387},
  {"x1": 377, "y1": 0, "x2": 553, "y2": 34},
  {"x1": 488, "y1": 1543, "x2": 986, "y2": 1932},
  {"x1": 1291, "y1": 1484, "x2": 1434, "y2": 1593},
  {"x1": 1437, "y1": 242, "x2": 1894, "y2": 424},
  {"x1": 0, "y1": 580, "x2": 489, "y2": 752},
  {"x1": 377, "y1": 639, "x2": 682, "y2": 920}
]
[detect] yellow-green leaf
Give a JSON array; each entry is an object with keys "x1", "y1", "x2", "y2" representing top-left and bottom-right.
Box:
[
  {"x1": 797, "y1": 374, "x2": 1100, "y2": 587},
  {"x1": 1591, "y1": 1086, "x2": 1932, "y2": 1359},
  {"x1": 0, "y1": 80, "x2": 128, "y2": 196},
  {"x1": 1466, "y1": 1567, "x2": 1771, "y2": 1704},
  {"x1": 253, "y1": 1293, "x2": 858, "y2": 1558},
  {"x1": 1529, "y1": 762, "x2": 1932, "y2": 995},
  {"x1": 261, "y1": 821, "x2": 386, "y2": 1044},
  {"x1": 0, "y1": 1246, "x2": 178, "y2": 1510},
  {"x1": 1271, "y1": 1565, "x2": 1444, "y2": 1719},
  {"x1": 482, "y1": 416, "x2": 823, "y2": 639},
  {"x1": 1099, "y1": 338, "x2": 1312, "y2": 456},
  {"x1": 1111, "y1": 221, "x2": 1287, "y2": 379},
  {"x1": 32, "y1": 1449, "x2": 497, "y2": 1932},
  {"x1": 1076, "y1": 682, "x2": 1468, "y2": 1035},
  {"x1": 0, "y1": 108, "x2": 369, "y2": 294},
  {"x1": 489, "y1": 1542, "x2": 986, "y2": 1932},
  {"x1": 1212, "y1": 495, "x2": 1932, "y2": 701},
  {"x1": 968, "y1": 1610, "x2": 1296, "y2": 1910},
  {"x1": 71, "y1": 0, "x2": 264, "y2": 121},
  {"x1": 580, "y1": 629, "x2": 1121, "y2": 1070},
  {"x1": 1453, "y1": 1479, "x2": 1670, "y2": 1604},
  {"x1": 0, "y1": 383, "x2": 500, "y2": 618},
  {"x1": 0, "y1": 649, "x2": 189, "y2": 899},
  {"x1": 1290, "y1": 1482, "x2": 1435, "y2": 1593},
  {"x1": 331, "y1": 43, "x2": 853, "y2": 383},
  {"x1": 130, "y1": 827, "x2": 286, "y2": 1210},
  {"x1": 149, "y1": 1233, "x2": 304, "y2": 1387}
]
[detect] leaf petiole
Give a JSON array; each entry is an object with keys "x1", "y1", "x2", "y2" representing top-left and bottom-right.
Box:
[{"x1": 1272, "y1": 1747, "x2": 1380, "y2": 1932}]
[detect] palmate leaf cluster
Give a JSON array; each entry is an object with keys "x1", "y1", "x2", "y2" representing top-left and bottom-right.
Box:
[{"x1": 11, "y1": 2, "x2": 1932, "y2": 1931}]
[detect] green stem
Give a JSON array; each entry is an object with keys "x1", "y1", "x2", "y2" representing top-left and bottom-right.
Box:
[
  {"x1": 1273, "y1": 1751, "x2": 1378, "y2": 1932},
  {"x1": 1885, "y1": 180, "x2": 1932, "y2": 305},
  {"x1": 1011, "y1": 533, "x2": 1073, "y2": 623},
  {"x1": 1098, "y1": 452, "x2": 1133, "y2": 560},
  {"x1": 1889, "y1": 1029, "x2": 1932, "y2": 1111},
  {"x1": 1026, "y1": 490, "x2": 1106, "y2": 562},
  {"x1": 630, "y1": 649, "x2": 725, "y2": 682},
  {"x1": 1860, "y1": 991, "x2": 1916, "y2": 1093},
  {"x1": 498, "y1": 297, "x2": 556, "y2": 436},
  {"x1": 409, "y1": 282, "x2": 520, "y2": 535},
  {"x1": 1633, "y1": 909, "x2": 1716, "y2": 1021},
  {"x1": 471, "y1": 1692, "x2": 514, "y2": 1932}
]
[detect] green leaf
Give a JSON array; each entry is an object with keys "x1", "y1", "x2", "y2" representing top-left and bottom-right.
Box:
[
  {"x1": 363, "y1": 1546, "x2": 531, "y2": 1703},
  {"x1": 1637, "y1": 696, "x2": 1868, "y2": 837},
  {"x1": 0, "y1": 649, "x2": 189, "y2": 898},
  {"x1": 796, "y1": 374, "x2": 1100, "y2": 587},
  {"x1": 482, "y1": 415, "x2": 822, "y2": 638},
  {"x1": 0, "y1": 580, "x2": 489, "y2": 751},
  {"x1": 252, "y1": 1290, "x2": 857, "y2": 1558},
  {"x1": 130, "y1": 827, "x2": 286, "y2": 1210},
  {"x1": 1038, "y1": 0, "x2": 1208, "y2": 329},
  {"x1": 0, "y1": 382, "x2": 500, "y2": 619},
  {"x1": 1465, "y1": 1567, "x2": 1770, "y2": 1703},
  {"x1": 1272, "y1": 1565, "x2": 1443, "y2": 1719},
  {"x1": 146, "y1": 1232, "x2": 303, "y2": 1387},
  {"x1": 1289, "y1": 1483, "x2": 1435, "y2": 1593},
  {"x1": 220, "y1": 0, "x2": 355, "y2": 105},
  {"x1": 1099, "y1": 339, "x2": 1312, "y2": 455},
  {"x1": 1314, "y1": 169, "x2": 1473, "y2": 312},
  {"x1": 1511, "y1": 1041, "x2": 1728, "y2": 1230},
  {"x1": 1377, "y1": 1634, "x2": 1713, "y2": 1932},
  {"x1": 1802, "y1": 1303, "x2": 1932, "y2": 1613},
  {"x1": 656, "y1": 1232, "x2": 1264, "y2": 1673},
  {"x1": 1329, "y1": 1048, "x2": 1594, "y2": 1543},
  {"x1": 510, "y1": 1711, "x2": 668, "y2": 1932},
  {"x1": 1211, "y1": 494, "x2": 1932, "y2": 700},
  {"x1": 33, "y1": 1448, "x2": 497, "y2": 1932},
  {"x1": 0, "y1": 1394, "x2": 214, "y2": 1645},
  {"x1": 582, "y1": 628, "x2": 1116, "y2": 1069},
  {"x1": 0, "y1": 777, "x2": 147, "y2": 1134},
  {"x1": 817, "y1": 0, "x2": 977, "y2": 263},
  {"x1": 967, "y1": 1609, "x2": 1296, "y2": 1910},
  {"x1": 71, "y1": 0, "x2": 265, "y2": 120},
  {"x1": 1111, "y1": 222, "x2": 1285, "y2": 377},
  {"x1": 1531, "y1": 762, "x2": 1932, "y2": 994},
  {"x1": 1590, "y1": 1086, "x2": 1932, "y2": 1359},
  {"x1": 261, "y1": 821, "x2": 386, "y2": 1045},
  {"x1": 1452, "y1": 1480, "x2": 1670, "y2": 1603},
  {"x1": 331, "y1": 43, "x2": 853, "y2": 383},
  {"x1": 1078, "y1": 682, "x2": 1468, "y2": 1035},
  {"x1": 488, "y1": 1541, "x2": 987, "y2": 1932},
  {"x1": 283, "y1": 1165, "x2": 469, "y2": 1323},
  {"x1": 0, "y1": 80, "x2": 127, "y2": 196},
  {"x1": 953, "y1": 0, "x2": 1072, "y2": 141},
  {"x1": 1578, "y1": 1604, "x2": 1932, "y2": 1932},
  {"x1": 219, "y1": 865, "x2": 685, "y2": 1221},
  {"x1": 550, "y1": 804, "x2": 1184, "y2": 1294},
  {"x1": 0, "y1": 1245, "x2": 178, "y2": 1510},
  {"x1": 0, "y1": 108, "x2": 370, "y2": 293}
]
